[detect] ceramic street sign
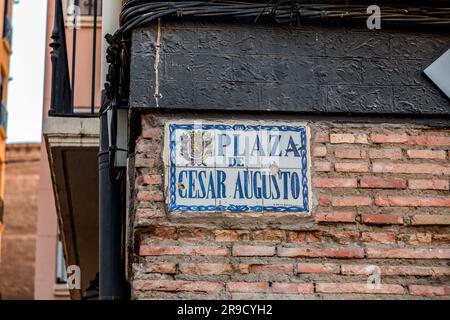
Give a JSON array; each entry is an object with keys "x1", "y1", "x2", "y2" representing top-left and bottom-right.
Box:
[{"x1": 166, "y1": 122, "x2": 311, "y2": 213}]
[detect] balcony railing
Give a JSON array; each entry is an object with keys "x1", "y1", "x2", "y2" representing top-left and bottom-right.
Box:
[
  {"x1": 3, "y1": 17, "x2": 12, "y2": 46},
  {"x1": 49, "y1": 0, "x2": 101, "y2": 116},
  {"x1": 80, "y1": 0, "x2": 102, "y2": 16},
  {"x1": 0, "y1": 101, "x2": 8, "y2": 132}
]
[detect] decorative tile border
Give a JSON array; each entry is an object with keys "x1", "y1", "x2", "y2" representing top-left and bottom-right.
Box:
[{"x1": 166, "y1": 122, "x2": 311, "y2": 213}]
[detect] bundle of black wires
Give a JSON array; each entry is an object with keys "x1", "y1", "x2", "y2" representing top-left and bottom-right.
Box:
[{"x1": 117, "y1": 0, "x2": 450, "y2": 36}]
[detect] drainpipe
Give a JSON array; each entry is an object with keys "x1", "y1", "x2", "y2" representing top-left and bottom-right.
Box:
[
  {"x1": 99, "y1": 104, "x2": 124, "y2": 300},
  {"x1": 99, "y1": 0, "x2": 124, "y2": 300}
]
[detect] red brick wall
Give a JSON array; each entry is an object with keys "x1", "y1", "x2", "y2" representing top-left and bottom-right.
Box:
[{"x1": 130, "y1": 114, "x2": 450, "y2": 300}]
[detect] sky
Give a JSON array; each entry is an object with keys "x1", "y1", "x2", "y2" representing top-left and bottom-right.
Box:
[{"x1": 6, "y1": 0, "x2": 47, "y2": 143}]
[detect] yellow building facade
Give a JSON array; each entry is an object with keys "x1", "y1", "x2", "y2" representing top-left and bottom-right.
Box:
[{"x1": 0, "y1": 0, "x2": 13, "y2": 258}]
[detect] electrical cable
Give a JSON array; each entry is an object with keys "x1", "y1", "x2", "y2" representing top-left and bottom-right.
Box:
[{"x1": 116, "y1": 1, "x2": 450, "y2": 35}]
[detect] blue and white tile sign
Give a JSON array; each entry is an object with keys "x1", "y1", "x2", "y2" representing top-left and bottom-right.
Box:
[{"x1": 166, "y1": 122, "x2": 311, "y2": 213}]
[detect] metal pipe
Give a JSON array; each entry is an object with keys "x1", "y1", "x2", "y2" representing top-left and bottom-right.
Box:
[
  {"x1": 99, "y1": 104, "x2": 124, "y2": 300},
  {"x1": 99, "y1": 0, "x2": 125, "y2": 300}
]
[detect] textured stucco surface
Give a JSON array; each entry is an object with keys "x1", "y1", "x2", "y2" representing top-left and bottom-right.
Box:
[
  {"x1": 129, "y1": 21, "x2": 450, "y2": 115},
  {"x1": 0, "y1": 144, "x2": 40, "y2": 300}
]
